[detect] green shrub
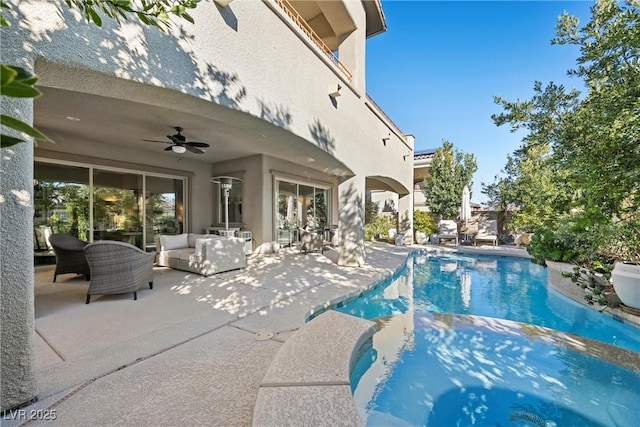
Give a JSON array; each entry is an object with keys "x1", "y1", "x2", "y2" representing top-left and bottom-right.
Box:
[
  {"x1": 365, "y1": 199, "x2": 379, "y2": 225},
  {"x1": 413, "y1": 210, "x2": 437, "y2": 235},
  {"x1": 528, "y1": 214, "x2": 640, "y2": 268},
  {"x1": 528, "y1": 214, "x2": 640, "y2": 308},
  {"x1": 364, "y1": 215, "x2": 396, "y2": 242}
]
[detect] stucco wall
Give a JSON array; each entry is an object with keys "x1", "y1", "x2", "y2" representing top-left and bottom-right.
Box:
[
  {"x1": 5, "y1": 0, "x2": 412, "y2": 193},
  {"x1": 211, "y1": 154, "x2": 340, "y2": 250},
  {"x1": 0, "y1": 98, "x2": 37, "y2": 410}
]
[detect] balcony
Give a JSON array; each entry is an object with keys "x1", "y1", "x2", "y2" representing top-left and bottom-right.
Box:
[{"x1": 272, "y1": 0, "x2": 353, "y2": 81}]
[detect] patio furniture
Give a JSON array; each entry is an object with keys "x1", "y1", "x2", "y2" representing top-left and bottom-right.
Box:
[
  {"x1": 475, "y1": 219, "x2": 498, "y2": 247},
  {"x1": 437, "y1": 220, "x2": 459, "y2": 245},
  {"x1": 83, "y1": 241, "x2": 155, "y2": 304},
  {"x1": 34, "y1": 225, "x2": 53, "y2": 253},
  {"x1": 155, "y1": 233, "x2": 246, "y2": 276},
  {"x1": 299, "y1": 229, "x2": 324, "y2": 253},
  {"x1": 49, "y1": 234, "x2": 91, "y2": 282},
  {"x1": 277, "y1": 228, "x2": 298, "y2": 248}
]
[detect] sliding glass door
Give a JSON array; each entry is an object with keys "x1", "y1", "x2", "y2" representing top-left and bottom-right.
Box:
[
  {"x1": 34, "y1": 160, "x2": 185, "y2": 251},
  {"x1": 34, "y1": 163, "x2": 90, "y2": 244},
  {"x1": 93, "y1": 169, "x2": 144, "y2": 248},
  {"x1": 145, "y1": 176, "x2": 184, "y2": 250},
  {"x1": 275, "y1": 179, "x2": 330, "y2": 244}
]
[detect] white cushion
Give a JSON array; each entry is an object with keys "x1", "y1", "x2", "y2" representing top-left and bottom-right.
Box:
[
  {"x1": 160, "y1": 234, "x2": 189, "y2": 250},
  {"x1": 188, "y1": 233, "x2": 205, "y2": 247}
]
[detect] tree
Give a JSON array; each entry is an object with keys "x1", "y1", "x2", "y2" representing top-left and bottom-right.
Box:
[
  {"x1": 422, "y1": 140, "x2": 477, "y2": 219},
  {"x1": 491, "y1": 0, "x2": 639, "y2": 226},
  {"x1": 0, "y1": 0, "x2": 201, "y2": 147},
  {"x1": 481, "y1": 174, "x2": 512, "y2": 234},
  {"x1": 552, "y1": 0, "x2": 640, "y2": 217},
  {"x1": 491, "y1": 81, "x2": 577, "y2": 231}
]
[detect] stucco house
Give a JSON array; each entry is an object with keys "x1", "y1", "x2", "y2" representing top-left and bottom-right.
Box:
[
  {"x1": 369, "y1": 147, "x2": 436, "y2": 216},
  {"x1": 1, "y1": 0, "x2": 415, "y2": 410}
]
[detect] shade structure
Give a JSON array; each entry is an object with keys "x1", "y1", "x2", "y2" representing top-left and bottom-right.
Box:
[
  {"x1": 210, "y1": 176, "x2": 243, "y2": 231},
  {"x1": 460, "y1": 185, "x2": 471, "y2": 222}
]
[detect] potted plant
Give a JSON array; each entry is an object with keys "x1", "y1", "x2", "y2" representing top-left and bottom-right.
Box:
[
  {"x1": 611, "y1": 262, "x2": 640, "y2": 310},
  {"x1": 413, "y1": 210, "x2": 436, "y2": 245},
  {"x1": 530, "y1": 215, "x2": 640, "y2": 309}
]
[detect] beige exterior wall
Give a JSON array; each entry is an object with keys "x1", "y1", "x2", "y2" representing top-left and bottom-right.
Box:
[
  {"x1": 1, "y1": 0, "x2": 414, "y2": 408},
  {"x1": 5, "y1": 0, "x2": 413, "y2": 245}
]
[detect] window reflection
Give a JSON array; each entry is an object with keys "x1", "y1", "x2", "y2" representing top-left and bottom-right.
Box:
[
  {"x1": 93, "y1": 169, "x2": 144, "y2": 247},
  {"x1": 34, "y1": 163, "x2": 90, "y2": 242},
  {"x1": 34, "y1": 161, "x2": 185, "y2": 251},
  {"x1": 276, "y1": 179, "x2": 330, "y2": 235},
  {"x1": 146, "y1": 176, "x2": 184, "y2": 250}
]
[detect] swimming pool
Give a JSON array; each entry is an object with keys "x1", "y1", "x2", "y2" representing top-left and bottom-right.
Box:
[
  {"x1": 335, "y1": 252, "x2": 640, "y2": 426},
  {"x1": 337, "y1": 252, "x2": 640, "y2": 352}
]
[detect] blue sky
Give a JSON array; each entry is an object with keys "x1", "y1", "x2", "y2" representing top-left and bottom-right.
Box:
[{"x1": 365, "y1": 0, "x2": 594, "y2": 204}]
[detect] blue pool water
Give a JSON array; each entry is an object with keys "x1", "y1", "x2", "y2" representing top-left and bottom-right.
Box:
[
  {"x1": 335, "y1": 252, "x2": 640, "y2": 426},
  {"x1": 337, "y1": 252, "x2": 640, "y2": 352}
]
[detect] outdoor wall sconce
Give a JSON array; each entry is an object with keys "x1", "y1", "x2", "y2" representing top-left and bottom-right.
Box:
[
  {"x1": 211, "y1": 176, "x2": 243, "y2": 232},
  {"x1": 214, "y1": 0, "x2": 234, "y2": 7},
  {"x1": 328, "y1": 83, "x2": 342, "y2": 98}
]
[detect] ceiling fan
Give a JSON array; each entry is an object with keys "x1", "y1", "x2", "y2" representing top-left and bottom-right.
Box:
[{"x1": 143, "y1": 127, "x2": 210, "y2": 154}]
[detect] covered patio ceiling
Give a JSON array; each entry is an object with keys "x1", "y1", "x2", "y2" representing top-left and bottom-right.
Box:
[{"x1": 33, "y1": 86, "x2": 354, "y2": 177}]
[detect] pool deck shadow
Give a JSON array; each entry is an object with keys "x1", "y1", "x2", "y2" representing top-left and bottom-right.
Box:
[
  {"x1": 5, "y1": 243, "x2": 415, "y2": 426},
  {"x1": 8, "y1": 242, "x2": 637, "y2": 426}
]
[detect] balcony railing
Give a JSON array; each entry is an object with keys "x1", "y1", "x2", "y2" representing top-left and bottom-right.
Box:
[
  {"x1": 365, "y1": 93, "x2": 406, "y2": 139},
  {"x1": 273, "y1": 0, "x2": 353, "y2": 82}
]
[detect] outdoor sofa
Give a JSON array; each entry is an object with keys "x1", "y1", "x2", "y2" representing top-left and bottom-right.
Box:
[{"x1": 156, "y1": 233, "x2": 246, "y2": 276}]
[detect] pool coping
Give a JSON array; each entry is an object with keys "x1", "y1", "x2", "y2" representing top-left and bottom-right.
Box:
[
  {"x1": 252, "y1": 310, "x2": 375, "y2": 427},
  {"x1": 253, "y1": 246, "x2": 530, "y2": 425},
  {"x1": 546, "y1": 260, "x2": 640, "y2": 329}
]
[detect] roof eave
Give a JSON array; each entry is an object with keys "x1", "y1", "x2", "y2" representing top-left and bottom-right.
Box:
[{"x1": 363, "y1": 0, "x2": 387, "y2": 38}]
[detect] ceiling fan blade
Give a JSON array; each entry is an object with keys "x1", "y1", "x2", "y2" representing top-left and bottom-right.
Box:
[
  {"x1": 143, "y1": 139, "x2": 171, "y2": 144},
  {"x1": 185, "y1": 145, "x2": 204, "y2": 154},
  {"x1": 168, "y1": 134, "x2": 185, "y2": 144},
  {"x1": 164, "y1": 146, "x2": 173, "y2": 151},
  {"x1": 185, "y1": 141, "x2": 210, "y2": 148}
]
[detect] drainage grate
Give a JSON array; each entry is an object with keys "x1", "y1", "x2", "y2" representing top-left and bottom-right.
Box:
[{"x1": 254, "y1": 331, "x2": 274, "y2": 341}]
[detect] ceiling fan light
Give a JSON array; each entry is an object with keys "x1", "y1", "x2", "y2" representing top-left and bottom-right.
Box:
[{"x1": 172, "y1": 145, "x2": 187, "y2": 154}]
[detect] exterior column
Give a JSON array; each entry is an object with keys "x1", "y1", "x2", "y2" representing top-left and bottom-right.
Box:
[
  {"x1": 398, "y1": 192, "x2": 414, "y2": 245},
  {"x1": 337, "y1": 0, "x2": 366, "y2": 94},
  {"x1": 337, "y1": 176, "x2": 365, "y2": 266},
  {"x1": 0, "y1": 92, "x2": 37, "y2": 409}
]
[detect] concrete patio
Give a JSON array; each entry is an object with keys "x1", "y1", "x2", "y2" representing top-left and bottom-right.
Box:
[
  {"x1": 4, "y1": 242, "x2": 530, "y2": 426},
  {"x1": 4, "y1": 243, "x2": 417, "y2": 426}
]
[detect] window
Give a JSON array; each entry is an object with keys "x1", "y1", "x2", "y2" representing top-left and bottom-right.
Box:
[
  {"x1": 275, "y1": 179, "x2": 330, "y2": 234},
  {"x1": 34, "y1": 160, "x2": 185, "y2": 250}
]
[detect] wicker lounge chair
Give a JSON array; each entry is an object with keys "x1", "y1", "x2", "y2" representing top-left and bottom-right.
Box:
[
  {"x1": 83, "y1": 241, "x2": 155, "y2": 304},
  {"x1": 49, "y1": 234, "x2": 91, "y2": 282}
]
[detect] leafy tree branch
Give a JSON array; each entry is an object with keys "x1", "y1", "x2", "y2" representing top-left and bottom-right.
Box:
[{"x1": 0, "y1": 0, "x2": 204, "y2": 148}]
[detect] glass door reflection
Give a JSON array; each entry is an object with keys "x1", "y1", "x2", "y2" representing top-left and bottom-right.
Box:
[{"x1": 93, "y1": 169, "x2": 144, "y2": 248}]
